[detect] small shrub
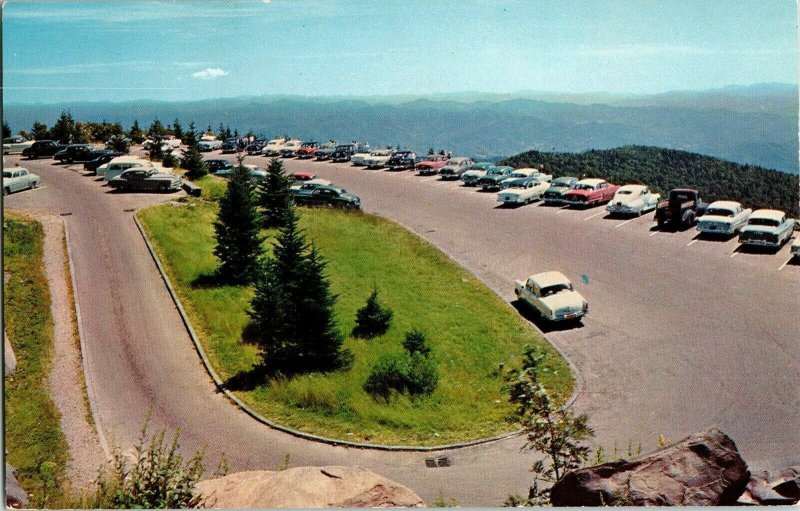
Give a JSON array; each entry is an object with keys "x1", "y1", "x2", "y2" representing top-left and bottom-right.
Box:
[
  {"x1": 363, "y1": 352, "x2": 412, "y2": 398},
  {"x1": 363, "y1": 331, "x2": 439, "y2": 399},
  {"x1": 352, "y1": 288, "x2": 393, "y2": 338},
  {"x1": 402, "y1": 328, "x2": 431, "y2": 357},
  {"x1": 406, "y1": 352, "x2": 439, "y2": 396},
  {"x1": 161, "y1": 152, "x2": 177, "y2": 168}
]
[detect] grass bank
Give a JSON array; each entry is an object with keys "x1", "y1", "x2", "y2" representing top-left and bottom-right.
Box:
[
  {"x1": 3, "y1": 214, "x2": 70, "y2": 505},
  {"x1": 138, "y1": 200, "x2": 573, "y2": 445}
]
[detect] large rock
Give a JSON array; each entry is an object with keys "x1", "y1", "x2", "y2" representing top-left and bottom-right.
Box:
[
  {"x1": 195, "y1": 466, "x2": 424, "y2": 508},
  {"x1": 739, "y1": 466, "x2": 800, "y2": 505},
  {"x1": 550, "y1": 429, "x2": 749, "y2": 506}
]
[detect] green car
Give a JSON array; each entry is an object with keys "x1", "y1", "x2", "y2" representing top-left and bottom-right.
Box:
[
  {"x1": 543, "y1": 176, "x2": 579, "y2": 205},
  {"x1": 294, "y1": 185, "x2": 361, "y2": 209}
]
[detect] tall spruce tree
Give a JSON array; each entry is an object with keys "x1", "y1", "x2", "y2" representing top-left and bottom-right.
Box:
[
  {"x1": 31, "y1": 121, "x2": 49, "y2": 141},
  {"x1": 129, "y1": 119, "x2": 145, "y2": 143},
  {"x1": 172, "y1": 119, "x2": 183, "y2": 141},
  {"x1": 213, "y1": 156, "x2": 264, "y2": 284},
  {"x1": 51, "y1": 111, "x2": 76, "y2": 143},
  {"x1": 147, "y1": 133, "x2": 164, "y2": 161},
  {"x1": 258, "y1": 158, "x2": 293, "y2": 228},
  {"x1": 181, "y1": 122, "x2": 208, "y2": 180},
  {"x1": 249, "y1": 207, "x2": 350, "y2": 374},
  {"x1": 2, "y1": 121, "x2": 11, "y2": 138}
]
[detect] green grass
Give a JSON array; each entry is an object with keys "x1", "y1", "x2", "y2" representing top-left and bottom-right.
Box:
[
  {"x1": 138, "y1": 201, "x2": 573, "y2": 445},
  {"x1": 4, "y1": 215, "x2": 71, "y2": 505}
]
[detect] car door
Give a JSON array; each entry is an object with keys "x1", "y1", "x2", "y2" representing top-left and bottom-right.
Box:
[
  {"x1": 10, "y1": 171, "x2": 23, "y2": 191},
  {"x1": 126, "y1": 170, "x2": 147, "y2": 191}
]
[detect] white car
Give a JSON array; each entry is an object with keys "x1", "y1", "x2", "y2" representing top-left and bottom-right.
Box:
[
  {"x1": 350, "y1": 147, "x2": 374, "y2": 166},
  {"x1": 279, "y1": 139, "x2": 303, "y2": 157},
  {"x1": 497, "y1": 178, "x2": 550, "y2": 206},
  {"x1": 791, "y1": 238, "x2": 800, "y2": 258},
  {"x1": 514, "y1": 271, "x2": 588, "y2": 322},
  {"x1": 3, "y1": 136, "x2": 35, "y2": 154},
  {"x1": 97, "y1": 156, "x2": 156, "y2": 180},
  {"x1": 438, "y1": 157, "x2": 474, "y2": 179},
  {"x1": 364, "y1": 149, "x2": 394, "y2": 169},
  {"x1": 500, "y1": 168, "x2": 552, "y2": 189},
  {"x1": 290, "y1": 178, "x2": 331, "y2": 191},
  {"x1": 3, "y1": 167, "x2": 42, "y2": 194},
  {"x1": 738, "y1": 209, "x2": 795, "y2": 249},
  {"x1": 214, "y1": 164, "x2": 267, "y2": 180},
  {"x1": 606, "y1": 184, "x2": 661, "y2": 216},
  {"x1": 197, "y1": 139, "x2": 223, "y2": 151},
  {"x1": 697, "y1": 201, "x2": 752, "y2": 235},
  {"x1": 262, "y1": 138, "x2": 288, "y2": 156}
]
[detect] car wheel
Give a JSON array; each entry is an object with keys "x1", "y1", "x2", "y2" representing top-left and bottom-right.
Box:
[
  {"x1": 31, "y1": 180, "x2": 39, "y2": 189},
  {"x1": 3, "y1": 187, "x2": 9, "y2": 196},
  {"x1": 160, "y1": 182, "x2": 168, "y2": 193},
  {"x1": 67, "y1": 157, "x2": 73, "y2": 164}
]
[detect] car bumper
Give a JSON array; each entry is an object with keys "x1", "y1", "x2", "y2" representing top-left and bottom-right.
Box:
[
  {"x1": 698, "y1": 223, "x2": 735, "y2": 235},
  {"x1": 607, "y1": 205, "x2": 637, "y2": 215},
  {"x1": 739, "y1": 238, "x2": 780, "y2": 248}
]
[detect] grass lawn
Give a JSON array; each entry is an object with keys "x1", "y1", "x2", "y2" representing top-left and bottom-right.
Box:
[
  {"x1": 138, "y1": 201, "x2": 573, "y2": 445},
  {"x1": 3, "y1": 214, "x2": 70, "y2": 505}
]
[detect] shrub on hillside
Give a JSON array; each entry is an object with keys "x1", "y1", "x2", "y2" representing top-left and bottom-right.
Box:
[
  {"x1": 363, "y1": 329, "x2": 438, "y2": 398},
  {"x1": 352, "y1": 288, "x2": 393, "y2": 338},
  {"x1": 161, "y1": 152, "x2": 177, "y2": 168},
  {"x1": 402, "y1": 328, "x2": 431, "y2": 357}
]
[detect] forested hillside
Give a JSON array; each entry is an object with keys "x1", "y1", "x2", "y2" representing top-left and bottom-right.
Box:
[{"x1": 500, "y1": 146, "x2": 799, "y2": 217}]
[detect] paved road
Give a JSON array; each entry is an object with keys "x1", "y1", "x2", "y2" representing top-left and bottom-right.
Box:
[{"x1": 4, "y1": 153, "x2": 799, "y2": 505}]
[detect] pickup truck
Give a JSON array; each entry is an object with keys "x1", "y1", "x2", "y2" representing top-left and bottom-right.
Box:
[
  {"x1": 655, "y1": 188, "x2": 708, "y2": 228},
  {"x1": 22, "y1": 140, "x2": 68, "y2": 159}
]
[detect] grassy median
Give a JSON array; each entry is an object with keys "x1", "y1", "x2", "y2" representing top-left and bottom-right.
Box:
[
  {"x1": 139, "y1": 201, "x2": 573, "y2": 445},
  {"x1": 3, "y1": 214, "x2": 70, "y2": 505}
]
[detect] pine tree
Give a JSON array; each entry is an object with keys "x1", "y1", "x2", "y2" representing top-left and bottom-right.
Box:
[
  {"x1": 129, "y1": 120, "x2": 145, "y2": 143},
  {"x1": 352, "y1": 288, "x2": 393, "y2": 338},
  {"x1": 51, "y1": 111, "x2": 75, "y2": 143},
  {"x1": 172, "y1": 119, "x2": 183, "y2": 141},
  {"x1": 181, "y1": 123, "x2": 208, "y2": 180},
  {"x1": 147, "y1": 133, "x2": 164, "y2": 161},
  {"x1": 148, "y1": 119, "x2": 166, "y2": 138},
  {"x1": 258, "y1": 158, "x2": 293, "y2": 228},
  {"x1": 31, "y1": 121, "x2": 49, "y2": 141},
  {"x1": 2, "y1": 121, "x2": 11, "y2": 138},
  {"x1": 213, "y1": 156, "x2": 264, "y2": 284}
]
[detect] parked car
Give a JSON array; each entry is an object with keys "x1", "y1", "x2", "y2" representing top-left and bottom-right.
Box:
[
  {"x1": 262, "y1": 137, "x2": 288, "y2": 156},
  {"x1": 54, "y1": 144, "x2": 97, "y2": 163},
  {"x1": 197, "y1": 138, "x2": 223, "y2": 152},
  {"x1": 655, "y1": 188, "x2": 708, "y2": 228},
  {"x1": 514, "y1": 271, "x2": 588, "y2": 322},
  {"x1": 416, "y1": 154, "x2": 449, "y2": 175},
  {"x1": 497, "y1": 178, "x2": 550, "y2": 206},
  {"x1": 791, "y1": 238, "x2": 800, "y2": 259},
  {"x1": 563, "y1": 178, "x2": 620, "y2": 207},
  {"x1": 2, "y1": 167, "x2": 42, "y2": 195},
  {"x1": 290, "y1": 171, "x2": 317, "y2": 182},
  {"x1": 364, "y1": 149, "x2": 394, "y2": 169},
  {"x1": 606, "y1": 184, "x2": 661, "y2": 216},
  {"x1": 97, "y1": 156, "x2": 156, "y2": 180},
  {"x1": 290, "y1": 178, "x2": 332, "y2": 191},
  {"x1": 460, "y1": 162, "x2": 496, "y2": 186},
  {"x1": 205, "y1": 159, "x2": 234, "y2": 174},
  {"x1": 108, "y1": 168, "x2": 183, "y2": 192},
  {"x1": 314, "y1": 141, "x2": 339, "y2": 161},
  {"x1": 386, "y1": 151, "x2": 417, "y2": 171},
  {"x1": 295, "y1": 141, "x2": 320, "y2": 159},
  {"x1": 500, "y1": 168, "x2": 552, "y2": 189},
  {"x1": 3, "y1": 136, "x2": 34, "y2": 154},
  {"x1": 84, "y1": 151, "x2": 126, "y2": 173},
  {"x1": 330, "y1": 144, "x2": 357, "y2": 162},
  {"x1": 696, "y1": 201, "x2": 752, "y2": 235},
  {"x1": 350, "y1": 145, "x2": 374, "y2": 166},
  {"x1": 22, "y1": 140, "x2": 68, "y2": 159},
  {"x1": 246, "y1": 139, "x2": 268, "y2": 155},
  {"x1": 478, "y1": 166, "x2": 514, "y2": 191},
  {"x1": 542, "y1": 176, "x2": 579, "y2": 204},
  {"x1": 738, "y1": 209, "x2": 795, "y2": 249},
  {"x1": 438, "y1": 157, "x2": 474, "y2": 179},
  {"x1": 142, "y1": 136, "x2": 180, "y2": 152},
  {"x1": 279, "y1": 139, "x2": 304, "y2": 157},
  {"x1": 221, "y1": 138, "x2": 241, "y2": 154},
  {"x1": 293, "y1": 185, "x2": 361, "y2": 209},
  {"x1": 215, "y1": 164, "x2": 266, "y2": 180}
]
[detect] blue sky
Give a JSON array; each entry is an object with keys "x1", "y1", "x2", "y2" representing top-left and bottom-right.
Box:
[{"x1": 3, "y1": 0, "x2": 797, "y2": 104}]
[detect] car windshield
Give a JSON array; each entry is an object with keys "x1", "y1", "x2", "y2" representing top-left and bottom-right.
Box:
[
  {"x1": 486, "y1": 168, "x2": 505, "y2": 176},
  {"x1": 618, "y1": 190, "x2": 633, "y2": 195},
  {"x1": 575, "y1": 183, "x2": 595, "y2": 190},
  {"x1": 670, "y1": 192, "x2": 694, "y2": 202},
  {"x1": 509, "y1": 183, "x2": 527, "y2": 189},
  {"x1": 551, "y1": 177, "x2": 574, "y2": 186},
  {"x1": 301, "y1": 142, "x2": 315, "y2": 147},
  {"x1": 540, "y1": 283, "x2": 573, "y2": 297},
  {"x1": 705, "y1": 208, "x2": 735, "y2": 217},
  {"x1": 749, "y1": 218, "x2": 780, "y2": 227},
  {"x1": 3, "y1": 171, "x2": 13, "y2": 178}
]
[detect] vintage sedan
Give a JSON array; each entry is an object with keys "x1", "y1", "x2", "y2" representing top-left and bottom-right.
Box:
[
  {"x1": 500, "y1": 168, "x2": 552, "y2": 189},
  {"x1": 294, "y1": 185, "x2": 361, "y2": 209},
  {"x1": 416, "y1": 154, "x2": 450, "y2": 175},
  {"x1": 563, "y1": 178, "x2": 619, "y2": 207},
  {"x1": 197, "y1": 138, "x2": 223, "y2": 152},
  {"x1": 262, "y1": 138, "x2": 288, "y2": 156},
  {"x1": 738, "y1": 209, "x2": 795, "y2": 249},
  {"x1": 606, "y1": 184, "x2": 661, "y2": 216},
  {"x1": 108, "y1": 168, "x2": 182, "y2": 192},
  {"x1": 514, "y1": 271, "x2": 588, "y2": 322},
  {"x1": 364, "y1": 149, "x2": 394, "y2": 169},
  {"x1": 543, "y1": 176, "x2": 579, "y2": 204},
  {"x1": 214, "y1": 164, "x2": 266, "y2": 180},
  {"x1": 279, "y1": 139, "x2": 304, "y2": 158},
  {"x1": 386, "y1": 151, "x2": 417, "y2": 171},
  {"x1": 98, "y1": 156, "x2": 156, "y2": 180},
  {"x1": 3, "y1": 167, "x2": 42, "y2": 195},
  {"x1": 205, "y1": 159, "x2": 234, "y2": 174},
  {"x1": 290, "y1": 171, "x2": 317, "y2": 182},
  {"x1": 3, "y1": 136, "x2": 34, "y2": 154},
  {"x1": 497, "y1": 178, "x2": 550, "y2": 206},
  {"x1": 696, "y1": 201, "x2": 752, "y2": 235},
  {"x1": 290, "y1": 178, "x2": 332, "y2": 191},
  {"x1": 330, "y1": 143, "x2": 357, "y2": 162},
  {"x1": 438, "y1": 157, "x2": 474, "y2": 179},
  {"x1": 313, "y1": 141, "x2": 339, "y2": 161},
  {"x1": 22, "y1": 140, "x2": 68, "y2": 159},
  {"x1": 460, "y1": 162, "x2": 496, "y2": 186},
  {"x1": 295, "y1": 141, "x2": 320, "y2": 159},
  {"x1": 350, "y1": 145, "x2": 374, "y2": 166},
  {"x1": 477, "y1": 166, "x2": 514, "y2": 191}
]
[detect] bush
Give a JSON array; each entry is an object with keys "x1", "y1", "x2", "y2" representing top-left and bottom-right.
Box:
[
  {"x1": 363, "y1": 352, "x2": 413, "y2": 398},
  {"x1": 402, "y1": 328, "x2": 431, "y2": 357},
  {"x1": 363, "y1": 329, "x2": 438, "y2": 398},
  {"x1": 352, "y1": 288, "x2": 393, "y2": 338},
  {"x1": 161, "y1": 152, "x2": 177, "y2": 168}
]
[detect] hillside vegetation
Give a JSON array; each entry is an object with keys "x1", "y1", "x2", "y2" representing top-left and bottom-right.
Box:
[{"x1": 500, "y1": 145, "x2": 799, "y2": 217}]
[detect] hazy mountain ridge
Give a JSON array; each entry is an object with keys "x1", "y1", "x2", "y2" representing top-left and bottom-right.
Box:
[{"x1": 4, "y1": 84, "x2": 797, "y2": 172}]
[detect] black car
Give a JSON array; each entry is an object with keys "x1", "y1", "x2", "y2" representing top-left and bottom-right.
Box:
[
  {"x1": 294, "y1": 185, "x2": 361, "y2": 209},
  {"x1": 84, "y1": 151, "x2": 126, "y2": 173},
  {"x1": 205, "y1": 159, "x2": 234, "y2": 173},
  {"x1": 246, "y1": 139, "x2": 267, "y2": 155},
  {"x1": 386, "y1": 151, "x2": 417, "y2": 171},
  {"x1": 221, "y1": 138, "x2": 240, "y2": 154},
  {"x1": 54, "y1": 144, "x2": 101, "y2": 163},
  {"x1": 22, "y1": 140, "x2": 68, "y2": 159},
  {"x1": 330, "y1": 144, "x2": 356, "y2": 162}
]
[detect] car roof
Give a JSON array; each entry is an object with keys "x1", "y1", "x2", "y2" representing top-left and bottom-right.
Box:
[
  {"x1": 553, "y1": 176, "x2": 577, "y2": 182},
  {"x1": 108, "y1": 156, "x2": 150, "y2": 164},
  {"x1": 528, "y1": 271, "x2": 571, "y2": 288},
  {"x1": 707, "y1": 200, "x2": 742, "y2": 210},
  {"x1": 617, "y1": 184, "x2": 647, "y2": 192},
  {"x1": 578, "y1": 178, "x2": 605, "y2": 186},
  {"x1": 6, "y1": 167, "x2": 30, "y2": 172},
  {"x1": 292, "y1": 172, "x2": 315, "y2": 177},
  {"x1": 750, "y1": 209, "x2": 785, "y2": 220}
]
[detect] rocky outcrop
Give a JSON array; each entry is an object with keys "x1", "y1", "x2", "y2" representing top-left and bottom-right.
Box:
[
  {"x1": 195, "y1": 466, "x2": 424, "y2": 508},
  {"x1": 738, "y1": 466, "x2": 800, "y2": 505},
  {"x1": 550, "y1": 429, "x2": 750, "y2": 506}
]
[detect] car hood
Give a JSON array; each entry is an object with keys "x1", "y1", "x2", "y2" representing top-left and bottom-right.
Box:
[
  {"x1": 541, "y1": 291, "x2": 586, "y2": 312},
  {"x1": 462, "y1": 170, "x2": 486, "y2": 177},
  {"x1": 480, "y1": 174, "x2": 507, "y2": 181}
]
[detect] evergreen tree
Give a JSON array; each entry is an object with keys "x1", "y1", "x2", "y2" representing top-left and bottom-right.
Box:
[
  {"x1": 2, "y1": 121, "x2": 11, "y2": 138},
  {"x1": 172, "y1": 119, "x2": 183, "y2": 141},
  {"x1": 213, "y1": 156, "x2": 264, "y2": 284},
  {"x1": 257, "y1": 158, "x2": 293, "y2": 228},
  {"x1": 181, "y1": 122, "x2": 208, "y2": 180},
  {"x1": 217, "y1": 122, "x2": 226, "y2": 140},
  {"x1": 31, "y1": 121, "x2": 49, "y2": 141},
  {"x1": 51, "y1": 111, "x2": 76, "y2": 142},
  {"x1": 148, "y1": 119, "x2": 166, "y2": 138},
  {"x1": 147, "y1": 134, "x2": 164, "y2": 161},
  {"x1": 352, "y1": 288, "x2": 393, "y2": 338},
  {"x1": 72, "y1": 121, "x2": 92, "y2": 143},
  {"x1": 129, "y1": 119, "x2": 145, "y2": 143}
]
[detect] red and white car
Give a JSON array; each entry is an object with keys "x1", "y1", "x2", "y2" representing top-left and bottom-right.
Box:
[
  {"x1": 563, "y1": 178, "x2": 620, "y2": 207},
  {"x1": 416, "y1": 154, "x2": 449, "y2": 176}
]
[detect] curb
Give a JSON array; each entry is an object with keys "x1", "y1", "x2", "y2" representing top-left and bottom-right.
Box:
[{"x1": 134, "y1": 213, "x2": 529, "y2": 452}]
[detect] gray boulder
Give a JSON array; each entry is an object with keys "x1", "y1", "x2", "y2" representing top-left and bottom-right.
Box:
[
  {"x1": 739, "y1": 466, "x2": 800, "y2": 505},
  {"x1": 550, "y1": 429, "x2": 749, "y2": 506}
]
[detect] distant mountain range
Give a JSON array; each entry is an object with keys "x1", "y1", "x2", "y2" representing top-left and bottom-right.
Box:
[{"x1": 4, "y1": 83, "x2": 797, "y2": 173}]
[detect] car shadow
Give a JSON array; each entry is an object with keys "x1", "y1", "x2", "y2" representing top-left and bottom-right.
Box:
[
  {"x1": 693, "y1": 232, "x2": 737, "y2": 243},
  {"x1": 652, "y1": 222, "x2": 696, "y2": 233},
  {"x1": 511, "y1": 299, "x2": 585, "y2": 333},
  {"x1": 736, "y1": 245, "x2": 783, "y2": 256}
]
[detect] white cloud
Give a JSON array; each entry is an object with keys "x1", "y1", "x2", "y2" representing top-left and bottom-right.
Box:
[{"x1": 191, "y1": 68, "x2": 229, "y2": 80}]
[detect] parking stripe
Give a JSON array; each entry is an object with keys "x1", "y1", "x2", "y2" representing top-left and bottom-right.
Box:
[
  {"x1": 614, "y1": 217, "x2": 639, "y2": 228},
  {"x1": 649, "y1": 231, "x2": 660, "y2": 237},
  {"x1": 687, "y1": 239, "x2": 699, "y2": 246},
  {"x1": 778, "y1": 258, "x2": 793, "y2": 271},
  {"x1": 584, "y1": 210, "x2": 607, "y2": 221},
  {"x1": 730, "y1": 247, "x2": 740, "y2": 258},
  {"x1": 557, "y1": 206, "x2": 571, "y2": 214}
]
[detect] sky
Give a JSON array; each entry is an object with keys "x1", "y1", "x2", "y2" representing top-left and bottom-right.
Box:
[{"x1": 2, "y1": 0, "x2": 797, "y2": 104}]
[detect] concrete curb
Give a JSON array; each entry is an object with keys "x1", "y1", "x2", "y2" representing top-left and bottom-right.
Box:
[
  {"x1": 134, "y1": 213, "x2": 529, "y2": 452},
  {"x1": 63, "y1": 219, "x2": 113, "y2": 461}
]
